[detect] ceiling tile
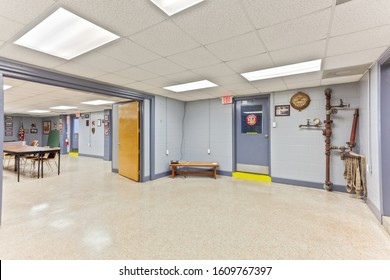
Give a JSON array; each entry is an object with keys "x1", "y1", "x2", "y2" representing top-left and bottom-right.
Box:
[
  {"x1": 321, "y1": 74, "x2": 363, "y2": 86},
  {"x1": 327, "y1": 25, "x2": 390, "y2": 56},
  {"x1": 164, "y1": 71, "x2": 205, "y2": 83},
  {"x1": 55, "y1": 61, "x2": 106, "y2": 79},
  {"x1": 94, "y1": 73, "x2": 136, "y2": 86},
  {"x1": 97, "y1": 38, "x2": 161, "y2": 66},
  {"x1": 258, "y1": 9, "x2": 331, "y2": 51},
  {"x1": 142, "y1": 76, "x2": 175, "y2": 87},
  {"x1": 207, "y1": 32, "x2": 266, "y2": 61},
  {"x1": 0, "y1": 16, "x2": 24, "y2": 41},
  {"x1": 270, "y1": 40, "x2": 326, "y2": 66},
  {"x1": 232, "y1": 88, "x2": 259, "y2": 96},
  {"x1": 0, "y1": 43, "x2": 65, "y2": 69},
  {"x1": 331, "y1": 0, "x2": 390, "y2": 36},
  {"x1": 125, "y1": 82, "x2": 156, "y2": 92},
  {"x1": 222, "y1": 82, "x2": 255, "y2": 91},
  {"x1": 138, "y1": 58, "x2": 186, "y2": 76},
  {"x1": 114, "y1": 67, "x2": 158, "y2": 81},
  {"x1": 168, "y1": 47, "x2": 221, "y2": 69},
  {"x1": 242, "y1": 0, "x2": 332, "y2": 29},
  {"x1": 172, "y1": 0, "x2": 253, "y2": 44},
  {"x1": 285, "y1": 80, "x2": 321, "y2": 90},
  {"x1": 282, "y1": 72, "x2": 323, "y2": 84},
  {"x1": 212, "y1": 74, "x2": 249, "y2": 86},
  {"x1": 251, "y1": 77, "x2": 288, "y2": 92},
  {"x1": 130, "y1": 20, "x2": 200, "y2": 57},
  {"x1": 59, "y1": 0, "x2": 167, "y2": 37},
  {"x1": 226, "y1": 53, "x2": 274, "y2": 73},
  {"x1": 73, "y1": 52, "x2": 129, "y2": 73},
  {"x1": 324, "y1": 47, "x2": 387, "y2": 70},
  {"x1": 0, "y1": 0, "x2": 55, "y2": 24},
  {"x1": 192, "y1": 63, "x2": 236, "y2": 78}
]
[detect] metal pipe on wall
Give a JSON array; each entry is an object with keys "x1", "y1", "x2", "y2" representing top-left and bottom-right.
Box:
[{"x1": 323, "y1": 88, "x2": 333, "y2": 191}]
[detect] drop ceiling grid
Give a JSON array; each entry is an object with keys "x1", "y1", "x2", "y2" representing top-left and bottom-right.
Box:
[
  {"x1": 0, "y1": 15, "x2": 24, "y2": 42},
  {"x1": 96, "y1": 38, "x2": 161, "y2": 66},
  {"x1": 171, "y1": 0, "x2": 254, "y2": 45},
  {"x1": 130, "y1": 20, "x2": 200, "y2": 57},
  {"x1": 54, "y1": 61, "x2": 106, "y2": 79},
  {"x1": 241, "y1": 0, "x2": 333, "y2": 29},
  {"x1": 331, "y1": 0, "x2": 390, "y2": 37},
  {"x1": 258, "y1": 9, "x2": 332, "y2": 52},
  {"x1": 323, "y1": 47, "x2": 388, "y2": 70},
  {"x1": 0, "y1": 0, "x2": 55, "y2": 25},
  {"x1": 138, "y1": 58, "x2": 186, "y2": 76},
  {"x1": 59, "y1": 0, "x2": 167, "y2": 37},
  {"x1": 326, "y1": 25, "x2": 390, "y2": 57},
  {"x1": 206, "y1": 32, "x2": 267, "y2": 62},
  {"x1": 269, "y1": 40, "x2": 327, "y2": 66},
  {"x1": 167, "y1": 47, "x2": 222, "y2": 70}
]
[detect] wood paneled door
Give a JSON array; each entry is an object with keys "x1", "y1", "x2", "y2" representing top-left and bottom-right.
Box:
[{"x1": 118, "y1": 101, "x2": 140, "y2": 181}]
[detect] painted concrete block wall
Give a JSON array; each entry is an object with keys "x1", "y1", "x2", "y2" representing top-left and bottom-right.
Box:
[
  {"x1": 271, "y1": 83, "x2": 360, "y2": 186},
  {"x1": 358, "y1": 70, "x2": 381, "y2": 215},
  {"x1": 154, "y1": 96, "x2": 185, "y2": 176},
  {"x1": 79, "y1": 111, "x2": 105, "y2": 157},
  {"x1": 42, "y1": 116, "x2": 61, "y2": 146},
  {"x1": 183, "y1": 98, "x2": 233, "y2": 173}
]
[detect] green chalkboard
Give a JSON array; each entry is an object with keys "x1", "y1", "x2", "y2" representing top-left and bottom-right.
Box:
[{"x1": 47, "y1": 130, "x2": 60, "y2": 148}]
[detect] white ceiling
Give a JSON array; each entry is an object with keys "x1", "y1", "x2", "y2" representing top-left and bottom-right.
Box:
[{"x1": 1, "y1": 0, "x2": 390, "y2": 109}]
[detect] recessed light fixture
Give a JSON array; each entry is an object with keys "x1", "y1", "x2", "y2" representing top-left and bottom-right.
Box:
[
  {"x1": 164, "y1": 80, "x2": 218, "y2": 92},
  {"x1": 3, "y1": 85, "x2": 12, "y2": 90},
  {"x1": 28, "y1": 110, "x2": 51, "y2": 113},
  {"x1": 14, "y1": 7, "x2": 119, "y2": 60},
  {"x1": 81, "y1": 100, "x2": 115, "y2": 105},
  {"x1": 241, "y1": 59, "x2": 322, "y2": 81},
  {"x1": 150, "y1": 0, "x2": 204, "y2": 16},
  {"x1": 50, "y1": 106, "x2": 78, "y2": 110}
]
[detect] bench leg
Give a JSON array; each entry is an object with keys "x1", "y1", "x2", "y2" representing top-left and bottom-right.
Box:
[
  {"x1": 171, "y1": 166, "x2": 176, "y2": 178},
  {"x1": 214, "y1": 167, "x2": 216, "y2": 179}
]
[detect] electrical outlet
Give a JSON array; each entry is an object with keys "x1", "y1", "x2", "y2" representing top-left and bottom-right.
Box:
[
  {"x1": 166, "y1": 149, "x2": 169, "y2": 156},
  {"x1": 272, "y1": 122, "x2": 277, "y2": 128},
  {"x1": 207, "y1": 148, "x2": 211, "y2": 155}
]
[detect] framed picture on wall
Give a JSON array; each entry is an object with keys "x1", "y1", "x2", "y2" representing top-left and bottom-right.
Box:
[
  {"x1": 275, "y1": 105, "x2": 290, "y2": 116},
  {"x1": 43, "y1": 121, "x2": 51, "y2": 134}
]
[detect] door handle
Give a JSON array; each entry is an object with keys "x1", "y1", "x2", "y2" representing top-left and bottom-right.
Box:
[{"x1": 264, "y1": 134, "x2": 269, "y2": 139}]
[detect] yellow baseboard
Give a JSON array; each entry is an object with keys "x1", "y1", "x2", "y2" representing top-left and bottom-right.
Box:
[
  {"x1": 69, "y1": 152, "x2": 78, "y2": 157},
  {"x1": 232, "y1": 172, "x2": 271, "y2": 182}
]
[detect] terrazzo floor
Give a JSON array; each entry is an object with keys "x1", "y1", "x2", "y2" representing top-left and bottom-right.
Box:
[{"x1": 1, "y1": 155, "x2": 390, "y2": 259}]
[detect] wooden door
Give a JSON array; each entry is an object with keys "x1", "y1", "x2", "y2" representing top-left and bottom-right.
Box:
[{"x1": 118, "y1": 101, "x2": 140, "y2": 181}]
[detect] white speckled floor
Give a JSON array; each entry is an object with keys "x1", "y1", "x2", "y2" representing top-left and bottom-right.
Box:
[{"x1": 1, "y1": 155, "x2": 390, "y2": 260}]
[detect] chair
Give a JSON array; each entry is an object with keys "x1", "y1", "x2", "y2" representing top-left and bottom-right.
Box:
[
  {"x1": 31, "y1": 151, "x2": 57, "y2": 173},
  {"x1": 22, "y1": 140, "x2": 40, "y2": 172}
]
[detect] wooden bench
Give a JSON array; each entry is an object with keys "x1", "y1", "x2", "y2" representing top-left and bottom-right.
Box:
[{"x1": 169, "y1": 161, "x2": 219, "y2": 179}]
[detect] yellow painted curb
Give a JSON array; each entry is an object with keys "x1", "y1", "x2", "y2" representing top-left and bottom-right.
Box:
[
  {"x1": 232, "y1": 172, "x2": 272, "y2": 182},
  {"x1": 69, "y1": 152, "x2": 78, "y2": 157}
]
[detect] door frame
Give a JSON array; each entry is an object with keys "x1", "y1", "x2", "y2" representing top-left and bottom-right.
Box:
[
  {"x1": 232, "y1": 94, "x2": 271, "y2": 174},
  {"x1": 0, "y1": 58, "x2": 156, "y2": 224}
]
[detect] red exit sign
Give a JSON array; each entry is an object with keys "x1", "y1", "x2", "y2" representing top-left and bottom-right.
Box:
[{"x1": 221, "y1": 96, "x2": 233, "y2": 104}]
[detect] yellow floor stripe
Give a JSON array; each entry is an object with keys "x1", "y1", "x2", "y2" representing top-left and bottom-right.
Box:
[
  {"x1": 69, "y1": 152, "x2": 78, "y2": 157},
  {"x1": 232, "y1": 172, "x2": 271, "y2": 182}
]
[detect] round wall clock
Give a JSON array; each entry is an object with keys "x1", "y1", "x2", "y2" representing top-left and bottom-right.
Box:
[{"x1": 290, "y1": 92, "x2": 311, "y2": 111}]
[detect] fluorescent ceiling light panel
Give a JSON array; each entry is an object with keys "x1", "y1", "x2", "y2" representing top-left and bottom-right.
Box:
[
  {"x1": 28, "y1": 110, "x2": 51, "y2": 113},
  {"x1": 3, "y1": 85, "x2": 12, "y2": 90},
  {"x1": 241, "y1": 59, "x2": 322, "y2": 81},
  {"x1": 150, "y1": 0, "x2": 204, "y2": 16},
  {"x1": 14, "y1": 7, "x2": 119, "y2": 60},
  {"x1": 81, "y1": 100, "x2": 115, "y2": 105},
  {"x1": 50, "y1": 106, "x2": 77, "y2": 110},
  {"x1": 164, "y1": 80, "x2": 217, "y2": 92}
]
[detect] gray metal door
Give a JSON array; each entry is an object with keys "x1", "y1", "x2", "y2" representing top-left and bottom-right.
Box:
[{"x1": 235, "y1": 97, "x2": 270, "y2": 174}]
